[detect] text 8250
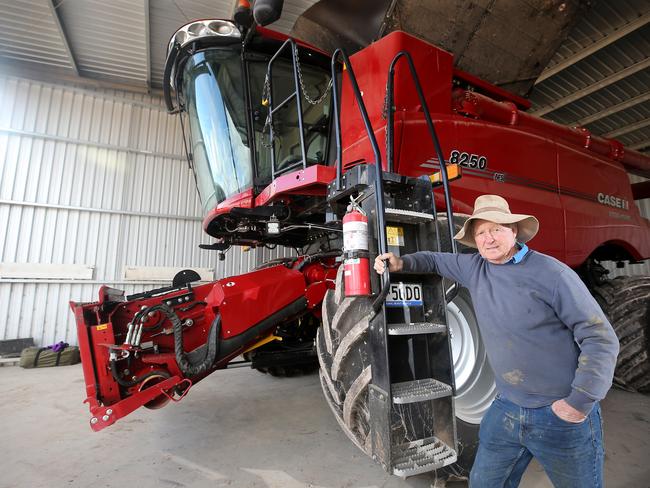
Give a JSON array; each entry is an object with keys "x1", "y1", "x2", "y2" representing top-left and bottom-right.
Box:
[{"x1": 449, "y1": 150, "x2": 488, "y2": 169}]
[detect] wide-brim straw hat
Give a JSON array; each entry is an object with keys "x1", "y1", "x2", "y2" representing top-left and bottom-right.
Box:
[{"x1": 454, "y1": 194, "x2": 539, "y2": 248}]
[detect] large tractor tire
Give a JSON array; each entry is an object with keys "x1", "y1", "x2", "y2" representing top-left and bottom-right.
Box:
[
  {"x1": 591, "y1": 276, "x2": 650, "y2": 393},
  {"x1": 317, "y1": 265, "x2": 375, "y2": 453},
  {"x1": 317, "y1": 262, "x2": 495, "y2": 476}
]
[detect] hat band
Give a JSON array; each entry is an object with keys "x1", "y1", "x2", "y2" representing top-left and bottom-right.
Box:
[{"x1": 473, "y1": 206, "x2": 511, "y2": 215}]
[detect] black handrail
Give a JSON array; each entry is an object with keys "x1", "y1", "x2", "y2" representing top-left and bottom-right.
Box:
[
  {"x1": 329, "y1": 49, "x2": 391, "y2": 312},
  {"x1": 386, "y1": 51, "x2": 459, "y2": 301},
  {"x1": 265, "y1": 39, "x2": 308, "y2": 179}
]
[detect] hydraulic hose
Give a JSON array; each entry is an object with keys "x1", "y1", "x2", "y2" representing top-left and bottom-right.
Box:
[
  {"x1": 130, "y1": 302, "x2": 221, "y2": 377},
  {"x1": 295, "y1": 251, "x2": 342, "y2": 272},
  {"x1": 137, "y1": 303, "x2": 221, "y2": 376},
  {"x1": 141, "y1": 303, "x2": 221, "y2": 377},
  {"x1": 174, "y1": 312, "x2": 221, "y2": 377},
  {"x1": 141, "y1": 311, "x2": 165, "y2": 332},
  {"x1": 163, "y1": 43, "x2": 181, "y2": 112}
]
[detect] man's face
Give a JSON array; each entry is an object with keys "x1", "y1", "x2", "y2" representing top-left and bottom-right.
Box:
[{"x1": 473, "y1": 219, "x2": 518, "y2": 264}]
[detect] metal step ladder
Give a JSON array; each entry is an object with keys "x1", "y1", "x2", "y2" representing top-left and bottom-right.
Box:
[
  {"x1": 366, "y1": 181, "x2": 459, "y2": 477},
  {"x1": 326, "y1": 48, "x2": 460, "y2": 477}
]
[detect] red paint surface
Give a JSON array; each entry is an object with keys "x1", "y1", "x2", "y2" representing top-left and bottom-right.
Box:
[
  {"x1": 254, "y1": 165, "x2": 336, "y2": 207},
  {"x1": 337, "y1": 30, "x2": 650, "y2": 265},
  {"x1": 72, "y1": 263, "x2": 324, "y2": 430},
  {"x1": 203, "y1": 188, "x2": 254, "y2": 232},
  {"x1": 216, "y1": 265, "x2": 306, "y2": 338}
]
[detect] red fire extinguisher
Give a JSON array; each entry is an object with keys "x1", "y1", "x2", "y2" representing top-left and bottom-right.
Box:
[{"x1": 343, "y1": 200, "x2": 371, "y2": 296}]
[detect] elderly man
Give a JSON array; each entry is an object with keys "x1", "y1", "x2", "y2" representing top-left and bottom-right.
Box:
[{"x1": 374, "y1": 194, "x2": 619, "y2": 488}]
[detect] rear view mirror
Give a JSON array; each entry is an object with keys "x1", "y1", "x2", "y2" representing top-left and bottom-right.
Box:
[{"x1": 253, "y1": 0, "x2": 284, "y2": 26}]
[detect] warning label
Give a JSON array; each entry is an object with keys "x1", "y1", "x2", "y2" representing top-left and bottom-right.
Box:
[{"x1": 386, "y1": 226, "x2": 405, "y2": 247}]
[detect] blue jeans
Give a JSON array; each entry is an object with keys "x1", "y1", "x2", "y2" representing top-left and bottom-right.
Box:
[{"x1": 469, "y1": 395, "x2": 604, "y2": 488}]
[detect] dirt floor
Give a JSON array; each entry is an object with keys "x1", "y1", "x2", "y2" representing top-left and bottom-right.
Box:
[{"x1": 1, "y1": 364, "x2": 648, "y2": 488}]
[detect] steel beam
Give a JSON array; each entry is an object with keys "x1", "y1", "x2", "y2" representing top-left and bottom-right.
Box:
[
  {"x1": 144, "y1": 0, "x2": 151, "y2": 88},
  {"x1": 629, "y1": 140, "x2": 650, "y2": 152},
  {"x1": 604, "y1": 119, "x2": 650, "y2": 139},
  {"x1": 536, "y1": 13, "x2": 650, "y2": 84},
  {"x1": 532, "y1": 58, "x2": 650, "y2": 117},
  {"x1": 576, "y1": 93, "x2": 650, "y2": 126},
  {"x1": 48, "y1": 0, "x2": 79, "y2": 76}
]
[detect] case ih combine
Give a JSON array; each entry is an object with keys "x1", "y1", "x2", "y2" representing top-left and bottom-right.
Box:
[{"x1": 71, "y1": 2, "x2": 650, "y2": 478}]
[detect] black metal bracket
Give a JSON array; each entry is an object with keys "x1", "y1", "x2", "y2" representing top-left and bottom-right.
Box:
[
  {"x1": 385, "y1": 51, "x2": 460, "y2": 302},
  {"x1": 265, "y1": 39, "x2": 309, "y2": 180}
]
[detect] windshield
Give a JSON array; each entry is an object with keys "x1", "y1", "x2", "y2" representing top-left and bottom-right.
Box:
[
  {"x1": 183, "y1": 49, "x2": 252, "y2": 212},
  {"x1": 182, "y1": 47, "x2": 332, "y2": 212}
]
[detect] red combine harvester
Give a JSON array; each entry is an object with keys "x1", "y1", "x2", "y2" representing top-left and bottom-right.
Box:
[{"x1": 71, "y1": 3, "x2": 650, "y2": 478}]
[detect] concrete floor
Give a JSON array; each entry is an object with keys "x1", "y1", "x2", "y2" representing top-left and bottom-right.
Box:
[{"x1": 1, "y1": 364, "x2": 649, "y2": 488}]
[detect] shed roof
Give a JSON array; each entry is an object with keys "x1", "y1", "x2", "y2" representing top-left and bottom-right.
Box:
[{"x1": 0, "y1": 0, "x2": 647, "y2": 155}]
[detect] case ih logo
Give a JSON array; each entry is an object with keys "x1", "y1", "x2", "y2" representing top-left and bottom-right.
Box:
[{"x1": 597, "y1": 192, "x2": 629, "y2": 210}]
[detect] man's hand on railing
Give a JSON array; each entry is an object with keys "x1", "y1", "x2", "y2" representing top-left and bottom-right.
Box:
[{"x1": 374, "y1": 252, "x2": 403, "y2": 274}]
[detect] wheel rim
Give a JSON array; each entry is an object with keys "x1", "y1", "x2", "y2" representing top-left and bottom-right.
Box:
[{"x1": 447, "y1": 290, "x2": 496, "y2": 424}]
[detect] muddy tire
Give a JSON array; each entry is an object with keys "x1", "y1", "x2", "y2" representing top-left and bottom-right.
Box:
[
  {"x1": 591, "y1": 276, "x2": 650, "y2": 393},
  {"x1": 317, "y1": 260, "x2": 495, "y2": 476},
  {"x1": 317, "y1": 265, "x2": 375, "y2": 454}
]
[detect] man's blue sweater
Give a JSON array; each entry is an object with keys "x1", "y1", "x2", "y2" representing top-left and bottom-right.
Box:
[{"x1": 401, "y1": 250, "x2": 619, "y2": 414}]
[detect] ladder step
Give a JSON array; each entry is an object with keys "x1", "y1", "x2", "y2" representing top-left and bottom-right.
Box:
[
  {"x1": 385, "y1": 207, "x2": 434, "y2": 223},
  {"x1": 388, "y1": 322, "x2": 447, "y2": 335},
  {"x1": 392, "y1": 436, "x2": 457, "y2": 477},
  {"x1": 392, "y1": 378, "x2": 452, "y2": 404}
]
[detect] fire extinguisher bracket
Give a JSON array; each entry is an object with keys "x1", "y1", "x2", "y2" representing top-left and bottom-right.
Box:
[{"x1": 344, "y1": 250, "x2": 372, "y2": 259}]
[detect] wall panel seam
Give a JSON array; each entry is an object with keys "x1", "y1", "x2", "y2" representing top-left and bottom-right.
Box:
[
  {"x1": 0, "y1": 127, "x2": 184, "y2": 160},
  {"x1": 0, "y1": 199, "x2": 202, "y2": 221}
]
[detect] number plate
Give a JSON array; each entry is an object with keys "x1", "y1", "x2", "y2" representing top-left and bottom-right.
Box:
[{"x1": 386, "y1": 283, "x2": 423, "y2": 308}]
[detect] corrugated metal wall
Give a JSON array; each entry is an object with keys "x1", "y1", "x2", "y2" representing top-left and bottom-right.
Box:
[
  {"x1": 0, "y1": 75, "x2": 237, "y2": 346},
  {"x1": 0, "y1": 74, "x2": 647, "y2": 346}
]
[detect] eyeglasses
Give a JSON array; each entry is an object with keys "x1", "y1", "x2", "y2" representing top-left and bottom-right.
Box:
[{"x1": 473, "y1": 224, "x2": 514, "y2": 241}]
